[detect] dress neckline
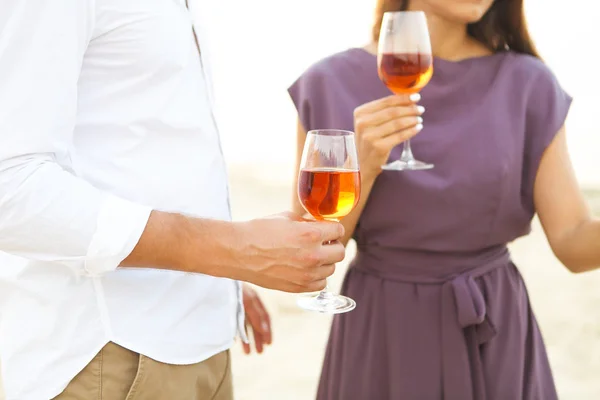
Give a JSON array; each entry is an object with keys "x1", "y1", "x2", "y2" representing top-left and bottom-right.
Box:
[{"x1": 352, "y1": 47, "x2": 507, "y2": 67}]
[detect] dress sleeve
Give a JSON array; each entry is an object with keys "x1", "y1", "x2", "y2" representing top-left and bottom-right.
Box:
[
  {"x1": 522, "y1": 61, "x2": 573, "y2": 211},
  {"x1": 288, "y1": 64, "x2": 328, "y2": 133}
]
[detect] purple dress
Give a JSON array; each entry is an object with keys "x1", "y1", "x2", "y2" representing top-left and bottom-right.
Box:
[{"x1": 288, "y1": 48, "x2": 572, "y2": 400}]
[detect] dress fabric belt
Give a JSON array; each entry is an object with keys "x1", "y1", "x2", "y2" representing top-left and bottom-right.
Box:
[{"x1": 352, "y1": 245, "x2": 511, "y2": 400}]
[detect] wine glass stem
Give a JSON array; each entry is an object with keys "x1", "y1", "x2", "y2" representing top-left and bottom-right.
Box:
[
  {"x1": 318, "y1": 221, "x2": 340, "y2": 301},
  {"x1": 316, "y1": 282, "x2": 334, "y2": 300},
  {"x1": 400, "y1": 139, "x2": 415, "y2": 162}
]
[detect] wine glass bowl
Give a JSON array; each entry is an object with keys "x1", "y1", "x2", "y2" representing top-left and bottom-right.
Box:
[
  {"x1": 377, "y1": 11, "x2": 434, "y2": 171},
  {"x1": 298, "y1": 168, "x2": 360, "y2": 221},
  {"x1": 378, "y1": 52, "x2": 433, "y2": 95},
  {"x1": 296, "y1": 129, "x2": 360, "y2": 314}
]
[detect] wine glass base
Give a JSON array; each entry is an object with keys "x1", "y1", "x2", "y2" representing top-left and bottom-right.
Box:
[
  {"x1": 297, "y1": 293, "x2": 356, "y2": 314},
  {"x1": 382, "y1": 159, "x2": 434, "y2": 171}
]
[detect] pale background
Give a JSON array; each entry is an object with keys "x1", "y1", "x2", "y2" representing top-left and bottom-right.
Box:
[{"x1": 1, "y1": 0, "x2": 599, "y2": 399}]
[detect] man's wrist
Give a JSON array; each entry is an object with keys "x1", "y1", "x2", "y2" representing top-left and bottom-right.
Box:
[
  {"x1": 178, "y1": 216, "x2": 243, "y2": 279},
  {"x1": 121, "y1": 210, "x2": 188, "y2": 270},
  {"x1": 122, "y1": 210, "x2": 247, "y2": 280}
]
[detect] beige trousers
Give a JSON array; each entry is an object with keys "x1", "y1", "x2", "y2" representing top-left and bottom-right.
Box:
[{"x1": 52, "y1": 342, "x2": 233, "y2": 400}]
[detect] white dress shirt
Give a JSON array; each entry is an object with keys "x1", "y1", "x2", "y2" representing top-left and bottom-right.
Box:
[{"x1": 0, "y1": 0, "x2": 245, "y2": 398}]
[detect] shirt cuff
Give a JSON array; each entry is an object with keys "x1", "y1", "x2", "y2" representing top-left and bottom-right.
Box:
[{"x1": 84, "y1": 194, "x2": 152, "y2": 276}]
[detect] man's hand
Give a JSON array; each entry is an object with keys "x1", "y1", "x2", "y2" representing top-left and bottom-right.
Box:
[
  {"x1": 224, "y1": 212, "x2": 346, "y2": 293},
  {"x1": 241, "y1": 284, "x2": 272, "y2": 354}
]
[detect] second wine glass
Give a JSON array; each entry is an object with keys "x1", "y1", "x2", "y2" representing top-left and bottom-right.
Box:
[
  {"x1": 378, "y1": 10, "x2": 434, "y2": 171},
  {"x1": 297, "y1": 129, "x2": 361, "y2": 314}
]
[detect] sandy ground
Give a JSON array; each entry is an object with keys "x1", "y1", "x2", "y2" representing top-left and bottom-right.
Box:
[{"x1": 1, "y1": 168, "x2": 599, "y2": 399}]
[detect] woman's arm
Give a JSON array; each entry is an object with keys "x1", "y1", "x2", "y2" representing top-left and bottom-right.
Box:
[{"x1": 535, "y1": 126, "x2": 600, "y2": 273}]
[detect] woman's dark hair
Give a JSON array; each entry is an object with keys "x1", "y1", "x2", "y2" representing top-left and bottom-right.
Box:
[{"x1": 372, "y1": 0, "x2": 540, "y2": 58}]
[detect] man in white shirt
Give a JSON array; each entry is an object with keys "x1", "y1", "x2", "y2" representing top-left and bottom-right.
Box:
[{"x1": 0, "y1": 1, "x2": 345, "y2": 399}]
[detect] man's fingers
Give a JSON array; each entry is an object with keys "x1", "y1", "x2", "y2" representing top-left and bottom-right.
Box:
[
  {"x1": 282, "y1": 279, "x2": 327, "y2": 293},
  {"x1": 305, "y1": 279, "x2": 328, "y2": 292},
  {"x1": 318, "y1": 241, "x2": 346, "y2": 266},
  {"x1": 307, "y1": 263, "x2": 336, "y2": 283},
  {"x1": 308, "y1": 221, "x2": 345, "y2": 243},
  {"x1": 278, "y1": 263, "x2": 335, "y2": 293}
]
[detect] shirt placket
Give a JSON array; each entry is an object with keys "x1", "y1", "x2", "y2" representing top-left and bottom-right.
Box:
[{"x1": 184, "y1": 0, "x2": 248, "y2": 344}]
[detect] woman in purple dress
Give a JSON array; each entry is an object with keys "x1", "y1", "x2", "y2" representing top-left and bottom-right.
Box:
[{"x1": 288, "y1": 0, "x2": 600, "y2": 399}]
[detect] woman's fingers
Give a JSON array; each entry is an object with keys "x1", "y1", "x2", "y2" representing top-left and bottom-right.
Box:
[
  {"x1": 369, "y1": 115, "x2": 423, "y2": 139},
  {"x1": 355, "y1": 93, "x2": 420, "y2": 115},
  {"x1": 250, "y1": 292, "x2": 272, "y2": 346},
  {"x1": 242, "y1": 284, "x2": 272, "y2": 354},
  {"x1": 242, "y1": 334, "x2": 251, "y2": 354},
  {"x1": 353, "y1": 94, "x2": 427, "y2": 175},
  {"x1": 378, "y1": 123, "x2": 424, "y2": 151},
  {"x1": 356, "y1": 103, "x2": 424, "y2": 133}
]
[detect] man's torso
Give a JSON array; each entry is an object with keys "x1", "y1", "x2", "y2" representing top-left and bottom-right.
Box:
[{"x1": 0, "y1": 1, "x2": 242, "y2": 398}]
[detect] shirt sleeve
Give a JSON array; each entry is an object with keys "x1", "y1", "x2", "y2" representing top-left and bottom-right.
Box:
[
  {"x1": 522, "y1": 58, "x2": 573, "y2": 211},
  {"x1": 0, "y1": 0, "x2": 152, "y2": 275}
]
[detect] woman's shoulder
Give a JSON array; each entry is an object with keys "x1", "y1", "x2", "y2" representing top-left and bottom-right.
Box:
[
  {"x1": 500, "y1": 51, "x2": 561, "y2": 88},
  {"x1": 292, "y1": 48, "x2": 372, "y2": 85},
  {"x1": 288, "y1": 48, "x2": 374, "y2": 131}
]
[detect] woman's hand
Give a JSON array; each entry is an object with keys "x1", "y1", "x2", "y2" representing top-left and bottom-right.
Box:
[
  {"x1": 241, "y1": 283, "x2": 272, "y2": 354},
  {"x1": 354, "y1": 93, "x2": 424, "y2": 181}
]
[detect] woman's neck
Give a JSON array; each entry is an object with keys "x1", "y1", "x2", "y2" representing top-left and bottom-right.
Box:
[
  {"x1": 421, "y1": 14, "x2": 471, "y2": 60},
  {"x1": 365, "y1": 8, "x2": 492, "y2": 61},
  {"x1": 410, "y1": 1, "x2": 491, "y2": 60}
]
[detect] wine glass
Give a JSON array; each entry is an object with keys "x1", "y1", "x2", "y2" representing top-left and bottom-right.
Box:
[
  {"x1": 297, "y1": 129, "x2": 361, "y2": 314},
  {"x1": 377, "y1": 11, "x2": 434, "y2": 171}
]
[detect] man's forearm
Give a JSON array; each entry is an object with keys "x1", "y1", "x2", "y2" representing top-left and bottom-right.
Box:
[
  {"x1": 121, "y1": 210, "x2": 238, "y2": 276},
  {"x1": 121, "y1": 210, "x2": 347, "y2": 293}
]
